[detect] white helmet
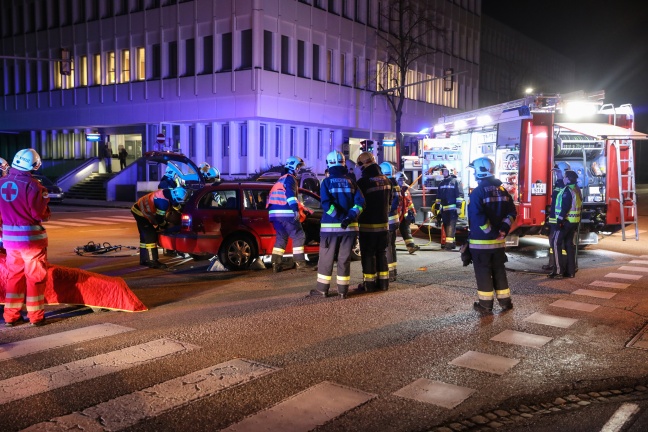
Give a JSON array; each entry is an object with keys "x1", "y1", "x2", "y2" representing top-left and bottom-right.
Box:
[
  {"x1": 395, "y1": 171, "x2": 409, "y2": 188},
  {"x1": 198, "y1": 162, "x2": 211, "y2": 173},
  {"x1": 326, "y1": 151, "x2": 345, "y2": 168},
  {"x1": 285, "y1": 156, "x2": 305, "y2": 174},
  {"x1": 12, "y1": 148, "x2": 42, "y2": 171},
  {"x1": 170, "y1": 186, "x2": 189, "y2": 204},
  {"x1": 204, "y1": 167, "x2": 220, "y2": 182},
  {"x1": 552, "y1": 161, "x2": 571, "y2": 178},
  {"x1": 356, "y1": 151, "x2": 376, "y2": 170},
  {"x1": 379, "y1": 162, "x2": 395, "y2": 178},
  {"x1": 468, "y1": 157, "x2": 495, "y2": 179},
  {"x1": 0, "y1": 157, "x2": 9, "y2": 174}
]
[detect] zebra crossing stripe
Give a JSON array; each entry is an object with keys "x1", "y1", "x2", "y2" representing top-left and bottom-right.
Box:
[
  {"x1": 618, "y1": 266, "x2": 648, "y2": 273},
  {"x1": 24, "y1": 359, "x2": 278, "y2": 432},
  {"x1": 221, "y1": 381, "x2": 375, "y2": 432},
  {"x1": 0, "y1": 338, "x2": 198, "y2": 405},
  {"x1": 0, "y1": 323, "x2": 134, "y2": 362},
  {"x1": 604, "y1": 273, "x2": 642, "y2": 280},
  {"x1": 590, "y1": 281, "x2": 631, "y2": 289},
  {"x1": 43, "y1": 221, "x2": 88, "y2": 227},
  {"x1": 629, "y1": 260, "x2": 648, "y2": 265}
]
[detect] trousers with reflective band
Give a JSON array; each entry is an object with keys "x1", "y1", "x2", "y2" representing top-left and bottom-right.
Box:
[{"x1": 3, "y1": 246, "x2": 48, "y2": 324}]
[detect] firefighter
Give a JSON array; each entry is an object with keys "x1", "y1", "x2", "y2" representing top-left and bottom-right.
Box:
[
  {"x1": 380, "y1": 162, "x2": 402, "y2": 281},
  {"x1": 0, "y1": 157, "x2": 9, "y2": 252},
  {"x1": 158, "y1": 165, "x2": 182, "y2": 189},
  {"x1": 542, "y1": 161, "x2": 570, "y2": 271},
  {"x1": 203, "y1": 167, "x2": 221, "y2": 184},
  {"x1": 310, "y1": 151, "x2": 365, "y2": 298},
  {"x1": 268, "y1": 156, "x2": 309, "y2": 273},
  {"x1": 354, "y1": 151, "x2": 391, "y2": 292},
  {"x1": 467, "y1": 157, "x2": 517, "y2": 314},
  {"x1": 548, "y1": 169, "x2": 582, "y2": 279},
  {"x1": 396, "y1": 172, "x2": 419, "y2": 254},
  {"x1": 1, "y1": 149, "x2": 51, "y2": 327},
  {"x1": 131, "y1": 186, "x2": 189, "y2": 269},
  {"x1": 433, "y1": 165, "x2": 465, "y2": 250}
]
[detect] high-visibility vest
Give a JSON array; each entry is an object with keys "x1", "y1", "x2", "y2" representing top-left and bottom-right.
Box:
[
  {"x1": 556, "y1": 184, "x2": 582, "y2": 223},
  {"x1": 135, "y1": 190, "x2": 167, "y2": 224}
]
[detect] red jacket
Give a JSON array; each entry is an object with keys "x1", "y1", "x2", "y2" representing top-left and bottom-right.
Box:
[{"x1": 0, "y1": 170, "x2": 51, "y2": 249}]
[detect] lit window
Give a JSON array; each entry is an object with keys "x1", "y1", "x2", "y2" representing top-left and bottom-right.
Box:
[
  {"x1": 121, "y1": 49, "x2": 130, "y2": 82},
  {"x1": 107, "y1": 51, "x2": 116, "y2": 84},
  {"x1": 136, "y1": 47, "x2": 145, "y2": 80},
  {"x1": 80, "y1": 56, "x2": 88, "y2": 86},
  {"x1": 93, "y1": 54, "x2": 101, "y2": 85}
]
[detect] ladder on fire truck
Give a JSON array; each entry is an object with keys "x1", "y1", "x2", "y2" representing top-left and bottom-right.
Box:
[{"x1": 611, "y1": 139, "x2": 639, "y2": 241}]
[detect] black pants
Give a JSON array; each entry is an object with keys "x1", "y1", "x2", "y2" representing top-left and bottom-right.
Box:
[
  {"x1": 441, "y1": 211, "x2": 458, "y2": 244},
  {"x1": 550, "y1": 221, "x2": 578, "y2": 275},
  {"x1": 359, "y1": 231, "x2": 389, "y2": 291},
  {"x1": 472, "y1": 248, "x2": 512, "y2": 309},
  {"x1": 385, "y1": 229, "x2": 398, "y2": 277},
  {"x1": 132, "y1": 211, "x2": 159, "y2": 264}
]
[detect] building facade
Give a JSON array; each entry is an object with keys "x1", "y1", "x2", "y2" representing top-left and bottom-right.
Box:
[{"x1": 0, "y1": 0, "x2": 480, "y2": 184}]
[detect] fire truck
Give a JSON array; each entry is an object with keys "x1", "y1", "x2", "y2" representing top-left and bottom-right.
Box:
[{"x1": 416, "y1": 91, "x2": 648, "y2": 245}]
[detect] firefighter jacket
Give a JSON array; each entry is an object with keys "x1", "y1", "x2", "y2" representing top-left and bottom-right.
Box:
[
  {"x1": 131, "y1": 189, "x2": 175, "y2": 227},
  {"x1": 436, "y1": 175, "x2": 465, "y2": 212},
  {"x1": 387, "y1": 178, "x2": 402, "y2": 231},
  {"x1": 399, "y1": 186, "x2": 416, "y2": 222},
  {"x1": 319, "y1": 165, "x2": 365, "y2": 236},
  {"x1": 0, "y1": 170, "x2": 51, "y2": 250},
  {"x1": 467, "y1": 177, "x2": 517, "y2": 250},
  {"x1": 267, "y1": 173, "x2": 300, "y2": 221},
  {"x1": 555, "y1": 184, "x2": 582, "y2": 224},
  {"x1": 547, "y1": 179, "x2": 565, "y2": 225},
  {"x1": 357, "y1": 163, "x2": 392, "y2": 233}
]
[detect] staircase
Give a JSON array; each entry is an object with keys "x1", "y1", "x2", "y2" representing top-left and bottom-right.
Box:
[{"x1": 64, "y1": 173, "x2": 114, "y2": 200}]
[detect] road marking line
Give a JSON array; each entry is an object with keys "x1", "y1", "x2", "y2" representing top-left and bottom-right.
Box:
[
  {"x1": 618, "y1": 265, "x2": 648, "y2": 273},
  {"x1": 0, "y1": 323, "x2": 134, "y2": 361},
  {"x1": 449, "y1": 351, "x2": 520, "y2": 375},
  {"x1": 86, "y1": 216, "x2": 133, "y2": 221},
  {"x1": 524, "y1": 312, "x2": 578, "y2": 328},
  {"x1": 590, "y1": 281, "x2": 631, "y2": 289},
  {"x1": 221, "y1": 381, "x2": 375, "y2": 432},
  {"x1": 490, "y1": 330, "x2": 553, "y2": 348},
  {"x1": 604, "y1": 273, "x2": 642, "y2": 280},
  {"x1": 43, "y1": 221, "x2": 88, "y2": 227},
  {"x1": 629, "y1": 260, "x2": 648, "y2": 265},
  {"x1": 25, "y1": 359, "x2": 279, "y2": 432},
  {"x1": 70, "y1": 218, "x2": 119, "y2": 225},
  {"x1": 600, "y1": 402, "x2": 640, "y2": 432},
  {"x1": 550, "y1": 299, "x2": 599, "y2": 312},
  {"x1": 0, "y1": 338, "x2": 198, "y2": 405},
  {"x1": 572, "y1": 289, "x2": 616, "y2": 299},
  {"x1": 394, "y1": 379, "x2": 475, "y2": 409}
]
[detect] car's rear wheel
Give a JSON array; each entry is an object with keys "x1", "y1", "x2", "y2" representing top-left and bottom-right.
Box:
[{"x1": 218, "y1": 234, "x2": 258, "y2": 270}]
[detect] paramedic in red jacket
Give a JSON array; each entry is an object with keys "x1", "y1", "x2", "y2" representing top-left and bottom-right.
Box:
[{"x1": 1, "y1": 149, "x2": 51, "y2": 327}]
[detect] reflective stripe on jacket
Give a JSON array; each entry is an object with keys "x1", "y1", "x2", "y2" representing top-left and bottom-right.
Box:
[
  {"x1": 357, "y1": 163, "x2": 391, "y2": 232},
  {"x1": 268, "y1": 174, "x2": 300, "y2": 220},
  {"x1": 556, "y1": 184, "x2": 582, "y2": 223},
  {"x1": 437, "y1": 176, "x2": 465, "y2": 212},
  {"x1": 468, "y1": 177, "x2": 517, "y2": 250},
  {"x1": 131, "y1": 189, "x2": 170, "y2": 225},
  {"x1": 320, "y1": 166, "x2": 365, "y2": 235}
]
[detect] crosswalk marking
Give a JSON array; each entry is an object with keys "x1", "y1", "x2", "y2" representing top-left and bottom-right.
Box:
[
  {"x1": 618, "y1": 265, "x2": 648, "y2": 273},
  {"x1": 394, "y1": 379, "x2": 475, "y2": 409},
  {"x1": 221, "y1": 381, "x2": 375, "y2": 432},
  {"x1": 449, "y1": 351, "x2": 519, "y2": 375},
  {"x1": 25, "y1": 358, "x2": 277, "y2": 432},
  {"x1": 0, "y1": 323, "x2": 134, "y2": 362},
  {"x1": 490, "y1": 329, "x2": 553, "y2": 348},
  {"x1": 523, "y1": 312, "x2": 578, "y2": 328},
  {"x1": 0, "y1": 339, "x2": 198, "y2": 405},
  {"x1": 572, "y1": 289, "x2": 616, "y2": 299},
  {"x1": 43, "y1": 221, "x2": 88, "y2": 227},
  {"x1": 629, "y1": 260, "x2": 648, "y2": 265},
  {"x1": 590, "y1": 281, "x2": 631, "y2": 289},
  {"x1": 86, "y1": 216, "x2": 133, "y2": 221},
  {"x1": 550, "y1": 299, "x2": 599, "y2": 312},
  {"x1": 604, "y1": 272, "x2": 642, "y2": 280}
]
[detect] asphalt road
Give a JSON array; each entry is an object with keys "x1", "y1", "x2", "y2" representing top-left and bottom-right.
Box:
[{"x1": 0, "y1": 197, "x2": 647, "y2": 432}]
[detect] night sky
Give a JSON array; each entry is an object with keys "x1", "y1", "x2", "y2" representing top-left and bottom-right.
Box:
[{"x1": 482, "y1": 0, "x2": 648, "y2": 131}]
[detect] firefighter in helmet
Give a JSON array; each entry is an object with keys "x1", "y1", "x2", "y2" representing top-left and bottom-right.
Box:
[
  {"x1": 267, "y1": 156, "x2": 310, "y2": 272},
  {"x1": 433, "y1": 164, "x2": 465, "y2": 250},
  {"x1": 131, "y1": 185, "x2": 189, "y2": 269},
  {"x1": 158, "y1": 164, "x2": 182, "y2": 190},
  {"x1": 354, "y1": 151, "x2": 392, "y2": 292},
  {"x1": 310, "y1": 151, "x2": 365, "y2": 298},
  {"x1": 203, "y1": 167, "x2": 221, "y2": 184},
  {"x1": 1, "y1": 149, "x2": 51, "y2": 327},
  {"x1": 543, "y1": 161, "x2": 570, "y2": 271},
  {"x1": 396, "y1": 171, "x2": 419, "y2": 254},
  {"x1": 467, "y1": 157, "x2": 517, "y2": 314},
  {"x1": 548, "y1": 169, "x2": 582, "y2": 279},
  {"x1": 379, "y1": 162, "x2": 402, "y2": 281},
  {"x1": 0, "y1": 157, "x2": 9, "y2": 253}
]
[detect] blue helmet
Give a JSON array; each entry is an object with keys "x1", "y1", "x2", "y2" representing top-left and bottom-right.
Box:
[
  {"x1": 170, "y1": 186, "x2": 189, "y2": 204},
  {"x1": 285, "y1": 156, "x2": 305, "y2": 174},
  {"x1": 379, "y1": 162, "x2": 395, "y2": 178},
  {"x1": 326, "y1": 151, "x2": 345, "y2": 168}
]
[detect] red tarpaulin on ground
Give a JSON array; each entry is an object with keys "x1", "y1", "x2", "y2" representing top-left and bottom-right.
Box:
[{"x1": 0, "y1": 255, "x2": 147, "y2": 312}]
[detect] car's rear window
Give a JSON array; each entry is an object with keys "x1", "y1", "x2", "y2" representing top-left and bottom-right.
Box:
[
  {"x1": 244, "y1": 189, "x2": 269, "y2": 210},
  {"x1": 198, "y1": 190, "x2": 238, "y2": 209}
]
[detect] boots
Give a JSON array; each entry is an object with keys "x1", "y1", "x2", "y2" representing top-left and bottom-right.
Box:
[
  {"x1": 407, "y1": 243, "x2": 420, "y2": 254},
  {"x1": 140, "y1": 247, "x2": 167, "y2": 269},
  {"x1": 295, "y1": 261, "x2": 313, "y2": 272},
  {"x1": 271, "y1": 254, "x2": 283, "y2": 273}
]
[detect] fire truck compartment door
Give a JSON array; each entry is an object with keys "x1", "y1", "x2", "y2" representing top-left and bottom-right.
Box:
[{"x1": 555, "y1": 123, "x2": 648, "y2": 140}]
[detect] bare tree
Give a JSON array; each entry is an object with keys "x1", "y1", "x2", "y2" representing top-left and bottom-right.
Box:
[{"x1": 375, "y1": 0, "x2": 444, "y2": 167}]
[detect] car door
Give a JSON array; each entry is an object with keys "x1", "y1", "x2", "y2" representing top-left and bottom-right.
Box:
[
  {"x1": 190, "y1": 188, "x2": 240, "y2": 252},
  {"x1": 242, "y1": 187, "x2": 275, "y2": 255}
]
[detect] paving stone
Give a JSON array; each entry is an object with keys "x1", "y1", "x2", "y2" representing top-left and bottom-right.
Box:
[
  {"x1": 521, "y1": 413, "x2": 534, "y2": 418},
  {"x1": 517, "y1": 405, "x2": 532, "y2": 413},
  {"x1": 510, "y1": 415, "x2": 525, "y2": 422},
  {"x1": 494, "y1": 410, "x2": 510, "y2": 417},
  {"x1": 565, "y1": 395, "x2": 580, "y2": 402},
  {"x1": 449, "y1": 422, "x2": 467, "y2": 431},
  {"x1": 460, "y1": 420, "x2": 476, "y2": 428},
  {"x1": 568, "y1": 403, "x2": 580, "y2": 409},
  {"x1": 600, "y1": 391, "x2": 612, "y2": 396},
  {"x1": 434, "y1": 428, "x2": 454, "y2": 432},
  {"x1": 578, "y1": 401, "x2": 591, "y2": 406},
  {"x1": 589, "y1": 392, "x2": 601, "y2": 397},
  {"x1": 488, "y1": 421, "x2": 504, "y2": 428},
  {"x1": 541, "y1": 403, "x2": 554, "y2": 408},
  {"x1": 530, "y1": 405, "x2": 542, "y2": 411},
  {"x1": 597, "y1": 397, "x2": 607, "y2": 402},
  {"x1": 611, "y1": 390, "x2": 622, "y2": 395},
  {"x1": 485, "y1": 412, "x2": 498, "y2": 420},
  {"x1": 635, "y1": 385, "x2": 647, "y2": 391},
  {"x1": 471, "y1": 415, "x2": 490, "y2": 425},
  {"x1": 553, "y1": 397, "x2": 567, "y2": 405},
  {"x1": 622, "y1": 387, "x2": 634, "y2": 393},
  {"x1": 550, "y1": 407, "x2": 562, "y2": 412},
  {"x1": 577, "y1": 393, "x2": 591, "y2": 399},
  {"x1": 509, "y1": 409, "x2": 520, "y2": 415},
  {"x1": 537, "y1": 409, "x2": 551, "y2": 414}
]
